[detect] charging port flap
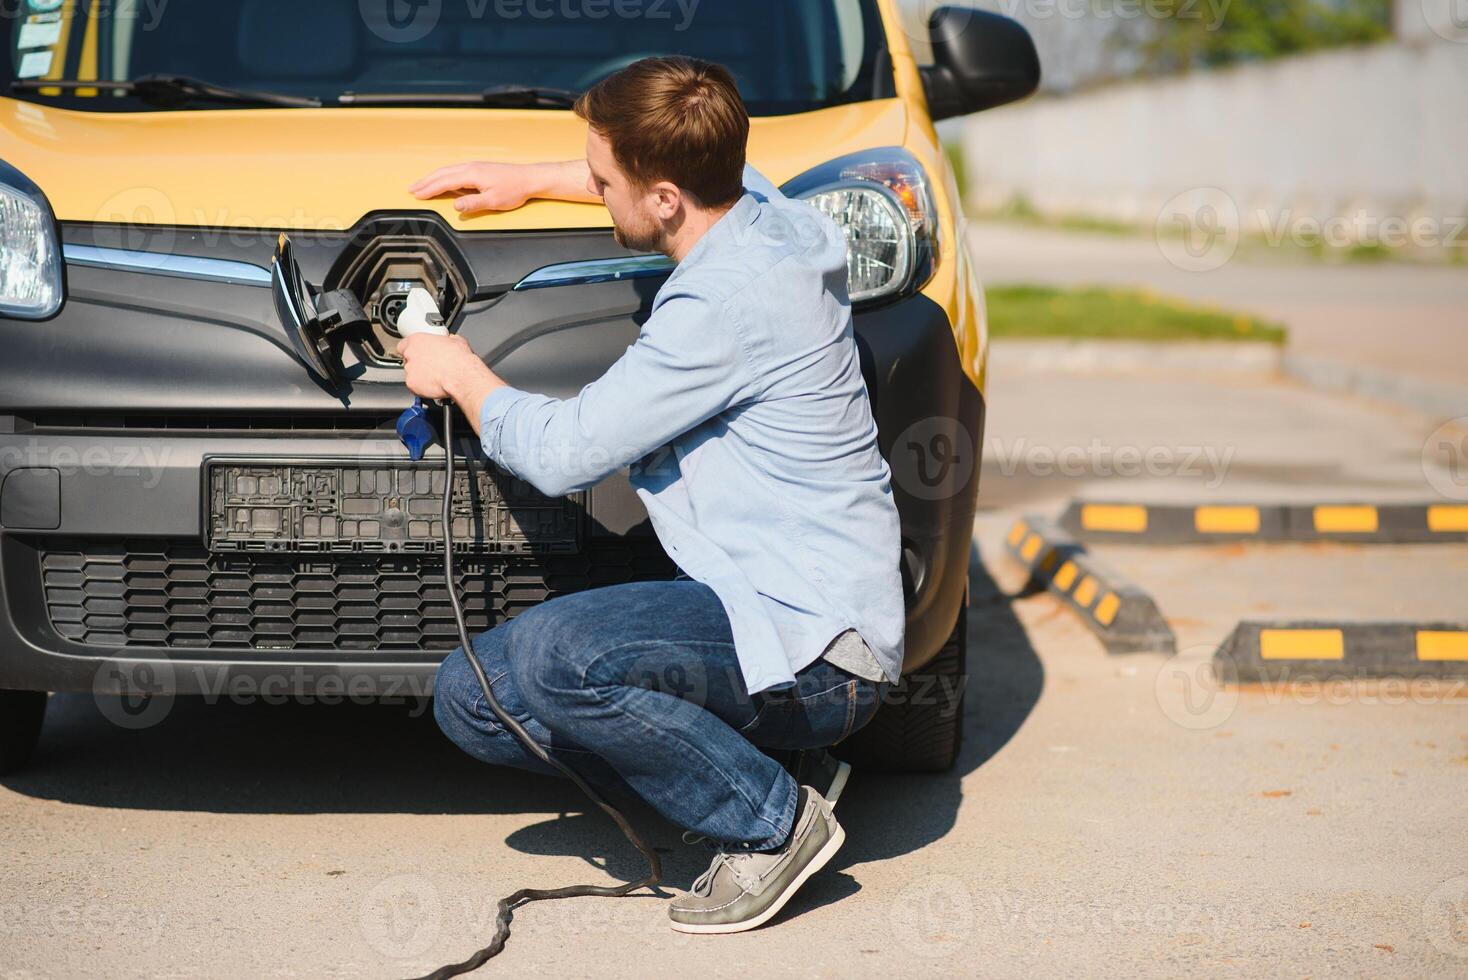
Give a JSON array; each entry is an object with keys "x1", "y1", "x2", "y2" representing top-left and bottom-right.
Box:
[{"x1": 272, "y1": 234, "x2": 368, "y2": 389}]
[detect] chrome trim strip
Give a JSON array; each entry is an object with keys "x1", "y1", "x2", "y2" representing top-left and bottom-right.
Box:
[
  {"x1": 62, "y1": 244, "x2": 273, "y2": 288},
  {"x1": 513, "y1": 255, "x2": 675, "y2": 291}
]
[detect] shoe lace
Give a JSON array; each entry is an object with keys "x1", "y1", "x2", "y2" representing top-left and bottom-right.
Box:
[
  {"x1": 690, "y1": 853, "x2": 732, "y2": 895},
  {"x1": 691, "y1": 850, "x2": 763, "y2": 895}
]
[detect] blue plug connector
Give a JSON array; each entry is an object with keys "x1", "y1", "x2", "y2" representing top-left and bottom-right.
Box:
[
  {"x1": 396, "y1": 397, "x2": 438, "y2": 461},
  {"x1": 395, "y1": 289, "x2": 451, "y2": 461}
]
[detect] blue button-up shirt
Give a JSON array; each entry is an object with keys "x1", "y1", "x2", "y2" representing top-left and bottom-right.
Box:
[{"x1": 478, "y1": 167, "x2": 904, "y2": 694}]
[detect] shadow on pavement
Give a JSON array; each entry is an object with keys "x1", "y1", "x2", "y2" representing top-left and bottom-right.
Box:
[
  {"x1": 3, "y1": 539, "x2": 1043, "y2": 899},
  {"x1": 775, "y1": 539, "x2": 1043, "y2": 923}
]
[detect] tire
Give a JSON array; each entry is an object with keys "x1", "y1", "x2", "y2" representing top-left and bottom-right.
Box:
[
  {"x1": 0, "y1": 690, "x2": 48, "y2": 776},
  {"x1": 834, "y1": 606, "x2": 967, "y2": 773}
]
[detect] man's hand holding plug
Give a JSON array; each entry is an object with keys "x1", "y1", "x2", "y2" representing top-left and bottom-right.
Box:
[
  {"x1": 397, "y1": 333, "x2": 506, "y2": 435},
  {"x1": 399, "y1": 160, "x2": 599, "y2": 430}
]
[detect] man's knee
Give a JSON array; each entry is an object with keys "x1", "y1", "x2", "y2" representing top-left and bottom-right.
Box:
[
  {"x1": 432, "y1": 647, "x2": 537, "y2": 768},
  {"x1": 506, "y1": 604, "x2": 589, "y2": 715},
  {"x1": 432, "y1": 649, "x2": 477, "y2": 738}
]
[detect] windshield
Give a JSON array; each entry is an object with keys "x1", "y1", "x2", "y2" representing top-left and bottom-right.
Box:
[{"x1": 3, "y1": 0, "x2": 890, "y2": 115}]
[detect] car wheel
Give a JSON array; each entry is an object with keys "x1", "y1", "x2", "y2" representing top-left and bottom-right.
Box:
[
  {"x1": 0, "y1": 690, "x2": 48, "y2": 776},
  {"x1": 834, "y1": 606, "x2": 967, "y2": 773}
]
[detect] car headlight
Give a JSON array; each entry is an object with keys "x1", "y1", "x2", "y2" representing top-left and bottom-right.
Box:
[
  {"x1": 784, "y1": 148, "x2": 939, "y2": 307},
  {"x1": 0, "y1": 161, "x2": 65, "y2": 321}
]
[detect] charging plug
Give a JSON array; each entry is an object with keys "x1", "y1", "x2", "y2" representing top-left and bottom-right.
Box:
[
  {"x1": 397, "y1": 287, "x2": 448, "y2": 339},
  {"x1": 397, "y1": 287, "x2": 450, "y2": 460}
]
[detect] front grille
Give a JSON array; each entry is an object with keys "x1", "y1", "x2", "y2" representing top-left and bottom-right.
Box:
[{"x1": 40, "y1": 538, "x2": 675, "y2": 651}]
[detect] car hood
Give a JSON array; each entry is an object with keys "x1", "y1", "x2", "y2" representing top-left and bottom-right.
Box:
[{"x1": 2, "y1": 98, "x2": 908, "y2": 231}]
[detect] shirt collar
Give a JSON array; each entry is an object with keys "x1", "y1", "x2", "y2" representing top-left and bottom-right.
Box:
[{"x1": 669, "y1": 191, "x2": 761, "y2": 276}]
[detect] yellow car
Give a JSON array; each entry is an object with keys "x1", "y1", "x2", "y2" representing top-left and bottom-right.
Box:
[{"x1": 0, "y1": 0, "x2": 1038, "y2": 772}]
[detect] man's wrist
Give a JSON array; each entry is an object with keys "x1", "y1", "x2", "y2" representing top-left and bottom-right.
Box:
[
  {"x1": 444, "y1": 362, "x2": 505, "y2": 435},
  {"x1": 526, "y1": 162, "x2": 558, "y2": 200}
]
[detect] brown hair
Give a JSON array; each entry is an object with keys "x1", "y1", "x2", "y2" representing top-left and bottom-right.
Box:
[{"x1": 575, "y1": 56, "x2": 750, "y2": 210}]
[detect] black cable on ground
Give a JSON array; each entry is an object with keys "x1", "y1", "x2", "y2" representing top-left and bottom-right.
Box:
[{"x1": 413, "y1": 404, "x2": 662, "y2": 979}]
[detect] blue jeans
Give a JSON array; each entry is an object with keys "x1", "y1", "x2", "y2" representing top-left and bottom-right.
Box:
[{"x1": 433, "y1": 580, "x2": 885, "y2": 850}]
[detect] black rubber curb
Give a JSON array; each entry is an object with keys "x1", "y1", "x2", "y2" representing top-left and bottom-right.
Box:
[
  {"x1": 1218, "y1": 621, "x2": 1468, "y2": 681},
  {"x1": 1058, "y1": 500, "x2": 1468, "y2": 544},
  {"x1": 1004, "y1": 516, "x2": 1176, "y2": 655}
]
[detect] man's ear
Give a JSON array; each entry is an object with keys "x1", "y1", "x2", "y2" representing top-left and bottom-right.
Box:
[{"x1": 651, "y1": 181, "x2": 682, "y2": 220}]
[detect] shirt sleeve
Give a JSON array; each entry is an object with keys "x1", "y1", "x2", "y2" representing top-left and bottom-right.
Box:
[{"x1": 479, "y1": 289, "x2": 758, "y2": 498}]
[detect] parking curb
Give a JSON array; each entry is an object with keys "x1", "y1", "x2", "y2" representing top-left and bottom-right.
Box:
[
  {"x1": 1218, "y1": 621, "x2": 1468, "y2": 681},
  {"x1": 1005, "y1": 516, "x2": 1176, "y2": 654},
  {"x1": 1058, "y1": 500, "x2": 1468, "y2": 544},
  {"x1": 1283, "y1": 351, "x2": 1468, "y2": 422}
]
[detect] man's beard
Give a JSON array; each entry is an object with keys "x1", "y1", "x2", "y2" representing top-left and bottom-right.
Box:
[{"x1": 612, "y1": 211, "x2": 664, "y2": 254}]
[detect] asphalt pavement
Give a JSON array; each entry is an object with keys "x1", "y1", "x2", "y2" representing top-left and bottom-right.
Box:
[{"x1": 3, "y1": 361, "x2": 1464, "y2": 979}]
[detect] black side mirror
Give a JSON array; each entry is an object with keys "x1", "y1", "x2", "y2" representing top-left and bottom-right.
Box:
[{"x1": 919, "y1": 7, "x2": 1041, "y2": 121}]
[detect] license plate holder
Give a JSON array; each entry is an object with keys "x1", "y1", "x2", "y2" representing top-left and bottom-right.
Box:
[{"x1": 205, "y1": 458, "x2": 583, "y2": 555}]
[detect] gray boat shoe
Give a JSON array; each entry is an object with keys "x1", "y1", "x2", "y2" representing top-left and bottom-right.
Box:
[{"x1": 668, "y1": 786, "x2": 845, "y2": 935}]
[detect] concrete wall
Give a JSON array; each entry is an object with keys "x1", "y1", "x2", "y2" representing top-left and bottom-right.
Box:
[{"x1": 958, "y1": 37, "x2": 1468, "y2": 234}]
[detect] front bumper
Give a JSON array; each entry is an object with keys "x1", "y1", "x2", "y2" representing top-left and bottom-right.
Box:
[{"x1": 0, "y1": 287, "x2": 982, "y2": 695}]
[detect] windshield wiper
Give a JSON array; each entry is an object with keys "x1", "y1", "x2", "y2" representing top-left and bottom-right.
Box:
[
  {"x1": 8, "y1": 74, "x2": 320, "y2": 108},
  {"x1": 337, "y1": 85, "x2": 579, "y2": 108}
]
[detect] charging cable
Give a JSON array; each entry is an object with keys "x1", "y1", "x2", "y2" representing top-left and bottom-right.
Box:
[{"x1": 413, "y1": 402, "x2": 663, "y2": 978}]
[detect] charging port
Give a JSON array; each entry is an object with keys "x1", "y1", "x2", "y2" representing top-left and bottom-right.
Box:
[{"x1": 331, "y1": 221, "x2": 469, "y2": 366}]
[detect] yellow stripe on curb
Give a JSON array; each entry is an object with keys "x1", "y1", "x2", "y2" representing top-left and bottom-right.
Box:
[
  {"x1": 1021, "y1": 534, "x2": 1043, "y2": 561},
  {"x1": 1417, "y1": 631, "x2": 1468, "y2": 661},
  {"x1": 1260, "y1": 629, "x2": 1345, "y2": 660},
  {"x1": 1054, "y1": 561, "x2": 1079, "y2": 591},
  {"x1": 1081, "y1": 504, "x2": 1148, "y2": 533},
  {"x1": 1073, "y1": 576, "x2": 1098, "y2": 608},
  {"x1": 1007, "y1": 521, "x2": 1029, "y2": 547},
  {"x1": 1427, "y1": 506, "x2": 1468, "y2": 533},
  {"x1": 1094, "y1": 593, "x2": 1120, "y2": 626},
  {"x1": 1195, "y1": 506, "x2": 1261, "y2": 534},
  {"x1": 1314, "y1": 506, "x2": 1379, "y2": 533}
]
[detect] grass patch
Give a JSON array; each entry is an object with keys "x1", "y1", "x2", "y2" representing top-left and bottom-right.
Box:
[
  {"x1": 981, "y1": 195, "x2": 1141, "y2": 238},
  {"x1": 987, "y1": 284, "x2": 1287, "y2": 343}
]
